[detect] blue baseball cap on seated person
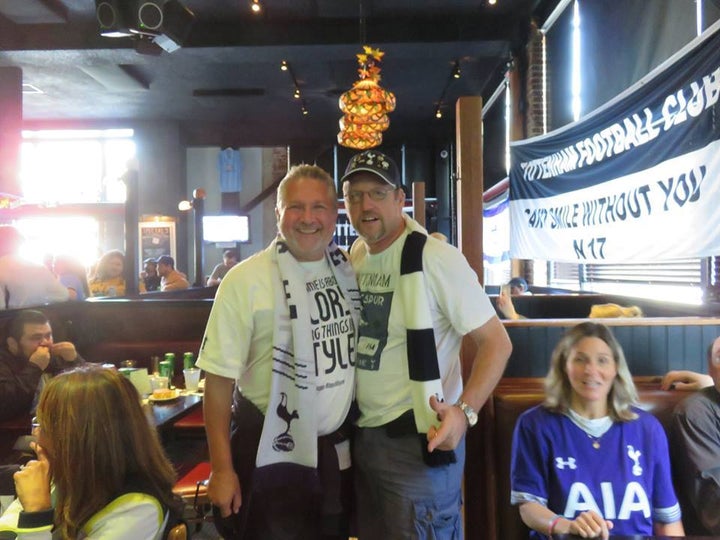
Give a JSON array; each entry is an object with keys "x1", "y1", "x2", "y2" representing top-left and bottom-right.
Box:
[
  {"x1": 340, "y1": 150, "x2": 401, "y2": 188},
  {"x1": 155, "y1": 255, "x2": 175, "y2": 267},
  {"x1": 508, "y1": 277, "x2": 528, "y2": 292}
]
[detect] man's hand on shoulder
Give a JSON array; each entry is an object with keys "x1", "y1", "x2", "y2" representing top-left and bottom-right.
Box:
[
  {"x1": 426, "y1": 395, "x2": 467, "y2": 452},
  {"x1": 50, "y1": 342, "x2": 78, "y2": 363},
  {"x1": 28, "y1": 347, "x2": 51, "y2": 371}
]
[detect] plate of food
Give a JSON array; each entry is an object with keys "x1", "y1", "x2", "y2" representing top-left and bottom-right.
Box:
[{"x1": 148, "y1": 388, "x2": 182, "y2": 403}]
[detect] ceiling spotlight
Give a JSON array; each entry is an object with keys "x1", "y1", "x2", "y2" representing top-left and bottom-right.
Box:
[
  {"x1": 280, "y1": 60, "x2": 288, "y2": 71},
  {"x1": 294, "y1": 88, "x2": 301, "y2": 99},
  {"x1": 453, "y1": 61, "x2": 461, "y2": 79},
  {"x1": 302, "y1": 106, "x2": 309, "y2": 116},
  {"x1": 488, "y1": 0, "x2": 497, "y2": 4},
  {"x1": 435, "y1": 108, "x2": 443, "y2": 119},
  {"x1": 251, "y1": 0, "x2": 261, "y2": 13}
]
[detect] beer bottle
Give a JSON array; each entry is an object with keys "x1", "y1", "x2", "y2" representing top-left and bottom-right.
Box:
[
  {"x1": 164, "y1": 353, "x2": 176, "y2": 376},
  {"x1": 183, "y1": 352, "x2": 195, "y2": 370}
]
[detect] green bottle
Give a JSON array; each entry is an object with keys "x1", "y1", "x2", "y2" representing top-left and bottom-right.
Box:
[
  {"x1": 164, "y1": 353, "x2": 176, "y2": 375},
  {"x1": 183, "y1": 352, "x2": 195, "y2": 370}
]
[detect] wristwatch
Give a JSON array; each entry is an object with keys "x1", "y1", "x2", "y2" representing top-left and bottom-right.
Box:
[{"x1": 454, "y1": 399, "x2": 478, "y2": 427}]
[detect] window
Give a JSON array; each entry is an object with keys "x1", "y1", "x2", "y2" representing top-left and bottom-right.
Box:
[
  {"x1": 14, "y1": 217, "x2": 99, "y2": 268},
  {"x1": 20, "y1": 129, "x2": 134, "y2": 204},
  {"x1": 11, "y1": 129, "x2": 134, "y2": 267}
]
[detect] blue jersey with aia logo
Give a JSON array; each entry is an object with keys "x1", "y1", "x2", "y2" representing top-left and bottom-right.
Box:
[{"x1": 511, "y1": 405, "x2": 681, "y2": 539}]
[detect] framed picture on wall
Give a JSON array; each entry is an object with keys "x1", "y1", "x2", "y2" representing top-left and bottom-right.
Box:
[{"x1": 138, "y1": 219, "x2": 176, "y2": 270}]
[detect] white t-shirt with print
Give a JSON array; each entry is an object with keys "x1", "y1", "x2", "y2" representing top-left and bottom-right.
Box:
[
  {"x1": 350, "y1": 226, "x2": 496, "y2": 428},
  {"x1": 197, "y1": 246, "x2": 355, "y2": 435}
]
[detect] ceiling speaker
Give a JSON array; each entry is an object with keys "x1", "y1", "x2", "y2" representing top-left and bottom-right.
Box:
[
  {"x1": 137, "y1": 1, "x2": 164, "y2": 32},
  {"x1": 97, "y1": 0, "x2": 193, "y2": 53},
  {"x1": 95, "y1": 0, "x2": 132, "y2": 37},
  {"x1": 150, "y1": 0, "x2": 195, "y2": 53}
]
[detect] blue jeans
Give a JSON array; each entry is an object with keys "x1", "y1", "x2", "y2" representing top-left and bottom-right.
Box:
[{"x1": 353, "y1": 425, "x2": 465, "y2": 540}]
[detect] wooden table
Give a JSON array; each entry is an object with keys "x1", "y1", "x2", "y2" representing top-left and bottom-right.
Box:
[{"x1": 145, "y1": 392, "x2": 203, "y2": 432}]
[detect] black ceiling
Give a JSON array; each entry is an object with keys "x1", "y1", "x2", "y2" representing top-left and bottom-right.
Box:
[{"x1": 0, "y1": 0, "x2": 561, "y2": 147}]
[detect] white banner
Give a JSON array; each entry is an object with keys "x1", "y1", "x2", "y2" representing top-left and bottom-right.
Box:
[
  {"x1": 510, "y1": 140, "x2": 720, "y2": 261},
  {"x1": 509, "y1": 20, "x2": 720, "y2": 262}
]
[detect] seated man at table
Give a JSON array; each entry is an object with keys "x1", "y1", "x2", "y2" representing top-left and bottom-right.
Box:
[
  {"x1": 156, "y1": 255, "x2": 190, "y2": 291},
  {"x1": 139, "y1": 257, "x2": 161, "y2": 293},
  {"x1": 0, "y1": 309, "x2": 84, "y2": 421},
  {"x1": 669, "y1": 336, "x2": 720, "y2": 535},
  {"x1": 207, "y1": 249, "x2": 239, "y2": 287}
]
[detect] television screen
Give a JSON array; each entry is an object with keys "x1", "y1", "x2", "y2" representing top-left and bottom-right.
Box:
[{"x1": 203, "y1": 215, "x2": 249, "y2": 243}]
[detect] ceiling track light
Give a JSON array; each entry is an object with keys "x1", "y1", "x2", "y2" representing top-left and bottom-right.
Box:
[
  {"x1": 432, "y1": 59, "x2": 462, "y2": 120},
  {"x1": 251, "y1": 0, "x2": 261, "y2": 14},
  {"x1": 453, "y1": 60, "x2": 461, "y2": 79},
  {"x1": 281, "y1": 60, "x2": 308, "y2": 116}
]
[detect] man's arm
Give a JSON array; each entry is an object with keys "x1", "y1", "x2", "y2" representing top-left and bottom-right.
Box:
[
  {"x1": 496, "y1": 291, "x2": 525, "y2": 320},
  {"x1": 207, "y1": 265, "x2": 223, "y2": 287},
  {"x1": 661, "y1": 370, "x2": 713, "y2": 391},
  {"x1": 162, "y1": 273, "x2": 190, "y2": 291},
  {"x1": 671, "y1": 395, "x2": 720, "y2": 534},
  {"x1": 428, "y1": 316, "x2": 511, "y2": 451},
  {"x1": 204, "y1": 372, "x2": 242, "y2": 518}
]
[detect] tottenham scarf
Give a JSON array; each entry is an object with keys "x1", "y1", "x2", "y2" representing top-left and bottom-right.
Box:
[
  {"x1": 400, "y1": 229, "x2": 446, "y2": 434},
  {"x1": 255, "y1": 237, "x2": 361, "y2": 472}
]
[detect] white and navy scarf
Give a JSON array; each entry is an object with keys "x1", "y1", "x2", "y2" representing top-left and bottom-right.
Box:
[
  {"x1": 399, "y1": 229, "x2": 446, "y2": 434},
  {"x1": 255, "y1": 237, "x2": 361, "y2": 471}
]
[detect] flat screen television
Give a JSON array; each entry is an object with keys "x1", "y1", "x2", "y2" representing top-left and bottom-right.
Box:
[{"x1": 202, "y1": 214, "x2": 250, "y2": 243}]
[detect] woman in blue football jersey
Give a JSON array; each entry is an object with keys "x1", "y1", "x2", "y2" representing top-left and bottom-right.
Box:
[{"x1": 511, "y1": 322, "x2": 685, "y2": 539}]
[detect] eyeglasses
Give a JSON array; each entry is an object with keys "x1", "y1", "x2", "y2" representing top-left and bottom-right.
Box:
[
  {"x1": 343, "y1": 187, "x2": 396, "y2": 204},
  {"x1": 31, "y1": 416, "x2": 40, "y2": 432}
]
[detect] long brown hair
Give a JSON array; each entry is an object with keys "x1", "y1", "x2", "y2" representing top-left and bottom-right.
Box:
[
  {"x1": 90, "y1": 249, "x2": 125, "y2": 281},
  {"x1": 36, "y1": 365, "x2": 177, "y2": 538},
  {"x1": 543, "y1": 322, "x2": 638, "y2": 421}
]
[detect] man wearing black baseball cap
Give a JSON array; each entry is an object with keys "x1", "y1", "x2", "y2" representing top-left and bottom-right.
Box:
[
  {"x1": 139, "y1": 258, "x2": 161, "y2": 293},
  {"x1": 155, "y1": 255, "x2": 190, "y2": 291},
  {"x1": 342, "y1": 149, "x2": 512, "y2": 538}
]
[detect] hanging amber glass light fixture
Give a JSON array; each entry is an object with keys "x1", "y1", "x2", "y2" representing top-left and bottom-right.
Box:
[
  {"x1": 337, "y1": 128, "x2": 383, "y2": 150},
  {"x1": 339, "y1": 112, "x2": 390, "y2": 133},
  {"x1": 337, "y1": 46, "x2": 395, "y2": 150}
]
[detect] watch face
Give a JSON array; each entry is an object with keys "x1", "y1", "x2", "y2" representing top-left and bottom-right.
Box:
[{"x1": 467, "y1": 410, "x2": 478, "y2": 426}]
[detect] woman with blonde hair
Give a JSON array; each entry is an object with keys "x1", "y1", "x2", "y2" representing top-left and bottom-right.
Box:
[
  {"x1": 0, "y1": 365, "x2": 179, "y2": 539},
  {"x1": 510, "y1": 322, "x2": 683, "y2": 539},
  {"x1": 88, "y1": 250, "x2": 126, "y2": 297}
]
